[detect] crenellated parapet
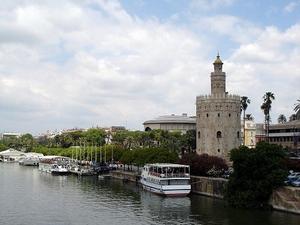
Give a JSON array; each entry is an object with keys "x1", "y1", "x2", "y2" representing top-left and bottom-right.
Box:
[
  {"x1": 196, "y1": 94, "x2": 240, "y2": 102},
  {"x1": 196, "y1": 94, "x2": 240, "y2": 114}
]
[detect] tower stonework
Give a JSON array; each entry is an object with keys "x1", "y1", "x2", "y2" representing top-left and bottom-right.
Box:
[{"x1": 196, "y1": 55, "x2": 241, "y2": 161}]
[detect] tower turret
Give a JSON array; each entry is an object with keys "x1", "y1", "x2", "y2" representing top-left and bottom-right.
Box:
[{"x1": 211, "y1": 54, "x2": 226, "y2": 95}]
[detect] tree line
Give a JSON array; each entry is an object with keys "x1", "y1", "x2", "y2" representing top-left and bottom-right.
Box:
[{"x1": 0, "y1": 128, "x2": 196, "y2": 164}]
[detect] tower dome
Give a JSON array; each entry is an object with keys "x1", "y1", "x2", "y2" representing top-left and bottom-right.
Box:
[{"x1": 213, "y1": 53, "x2": 223, "y2": 65}]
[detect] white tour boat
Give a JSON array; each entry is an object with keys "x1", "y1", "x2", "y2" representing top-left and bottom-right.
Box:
[
  {"x1": 39, "y1": 156, "x2": 70, "y2": 175},
  {"x1": 140, "y1": 163, "x2": 191, "y2": 197}
]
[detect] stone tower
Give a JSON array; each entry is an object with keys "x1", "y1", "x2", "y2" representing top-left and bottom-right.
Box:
[{"x1": 196, "y1": 55, "x2": 241, "y2": 161}]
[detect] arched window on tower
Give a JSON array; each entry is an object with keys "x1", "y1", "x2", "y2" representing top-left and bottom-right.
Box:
[
  {"x1": 198, "y1": 131, "x2": 200, "y2": 139},
  {"x1": 237, "y1": 131, "x2": 240, "y2": 138},
  {"x1": 217, "y1": 131, "x2": 222, "y2": 138}
]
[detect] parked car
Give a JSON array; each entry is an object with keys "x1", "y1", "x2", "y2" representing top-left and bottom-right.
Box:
[
  {"x1": 291, "y1": 177, "x2": 300, "y2": 187},
  {"x1": 287, "y1": 172, "x2": 300, "y2": 180},
  {"x1": 285, "y1": 171, "x2": 300, "y2": 185}
]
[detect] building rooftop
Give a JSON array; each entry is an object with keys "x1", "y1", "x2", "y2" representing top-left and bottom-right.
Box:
[
  {"x1": 143, "y1": 114, "x2": 196, "y2": 125},
  {"x1": 270, "y1": 120, "x2": 300, "y2": 129}
]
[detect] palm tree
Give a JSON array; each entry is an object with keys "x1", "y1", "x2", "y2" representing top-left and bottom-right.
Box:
[
  {"x1": 294, "y1": 99, "x2": 300, "y2": 120},
  {"x1": 241, "y1": 96, "x2": 251, "y2": 145},
  {"x1": 289, "y1": 114, "x2": 297, "y2": 121},
  {"x1": 245, "y1": 114, "x2": 254, "y2": 120},
  {"x1": 261, "y1": 92, "x2": 275, "y2": 142},
  {"x1": 277, "y1": 114, "x2": 287, "y2": 124}
]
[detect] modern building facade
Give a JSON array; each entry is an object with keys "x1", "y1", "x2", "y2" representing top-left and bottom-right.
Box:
[
  {"x1": 196, "y1": 55, "x2": 241, "y2": 160},
  {"x1": 143, "y1": 113, "x2": 196, "y2": 134},
  {"x1": 268, "y1": 120, "x2": 300, "y2": 151}
]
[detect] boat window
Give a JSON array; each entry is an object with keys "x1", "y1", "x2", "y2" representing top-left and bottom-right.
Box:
[
  {"x1": 186, "y1": 167, "x2": 189, "y2": 174},
  {"x1": 158, "y1": 168, "x2": 162, "y2": 174},
  {"x1": 169, "y1": 179, "x2": 189, "y2": 185},
  {"x1": 160, "y1": 180, "x2": 168, "y2": 185}
]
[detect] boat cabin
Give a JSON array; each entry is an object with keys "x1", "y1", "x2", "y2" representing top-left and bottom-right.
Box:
[{"x1": 144, "y1": 163, "x2": 190, "y2": 178}]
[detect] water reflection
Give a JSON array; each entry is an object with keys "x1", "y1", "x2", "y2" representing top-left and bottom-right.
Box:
[{"x1": 0, "y1": 163, "x2": 300, "y2": 225}]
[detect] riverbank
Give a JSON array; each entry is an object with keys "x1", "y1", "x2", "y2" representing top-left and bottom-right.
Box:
[{"x1": 110, "y1": 170, "x2": 300, "y2": 215}]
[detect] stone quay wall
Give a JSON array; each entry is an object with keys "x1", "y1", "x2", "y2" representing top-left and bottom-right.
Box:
[
  {"x1": 111, "y1": 170, "x2": 140, "y2": 183},
  {"x1": 269, "y1": 186, "x2": 300, "y2": 215},
  {"x1": 190, "y1": 176, "x2": 227, "y2": 199}
]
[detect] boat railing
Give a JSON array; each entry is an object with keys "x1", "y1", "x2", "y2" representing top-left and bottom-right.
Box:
[{"x1": 149, "y1": 172, "x2": 190, "y2": 178}]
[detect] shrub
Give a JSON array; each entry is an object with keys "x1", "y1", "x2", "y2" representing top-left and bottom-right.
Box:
[{"x1": 179, "y1": 153, "x2": 228, "y2": 176}]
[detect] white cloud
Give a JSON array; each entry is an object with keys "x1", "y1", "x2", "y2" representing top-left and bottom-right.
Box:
[
  {"x1": 284, "y1": 1, "x2": 299, "y2": 13},
  {"x1": 0, "y1": 0, "x2": 299, "y2": 135},
  {"x1": 227, "y1": 24, "x2": 300, "y2": 123},
  {"x1": 196, "y1": 15, "x2": 262, "y2": 44},
  {"x1": 0, "y1": 0, "x2": 211, "y2": 134}
]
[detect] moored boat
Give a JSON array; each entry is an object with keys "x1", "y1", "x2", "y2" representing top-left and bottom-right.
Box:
[
  {"x1": 19, "y1": 153, "x2": 44, "y2": 166},
  {"x1": 140, "y1": 163, "x2": 191, "y2": 197},
  {"x1": 39, "y1": 156, "x2": 71, "y2": 175},
  {"x1": 19, "y1": 157, "x2": 40, "y2": 166}
]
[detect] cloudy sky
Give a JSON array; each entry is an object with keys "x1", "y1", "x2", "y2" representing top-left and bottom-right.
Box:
[{"x1": 0, "y1": 0, "x2": 300, "y2": 135}]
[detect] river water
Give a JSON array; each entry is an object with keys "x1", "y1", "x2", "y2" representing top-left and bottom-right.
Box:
[{"x1": 0, "y1": 163, "x2": 299, "y2": 225}]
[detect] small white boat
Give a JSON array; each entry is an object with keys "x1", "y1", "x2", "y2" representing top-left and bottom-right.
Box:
[
  {"x1": 140, "y1": 163, "x2": 191, "y2": 197},
  {"x1": 19, "y1": 153, "x2": 44, "y2": 166},
  {"x1": 51, "y1": 164, "x2": 70, "y2": 175},
  {"x1": 39, "y1": 156, "x2": 70, "y2": 175},
  {"x1": 19, "y1": 157, "x2": 40, "y2": 166},
  {"x1": 70, "y1": 166, "x2": 95, "y2": 176}
]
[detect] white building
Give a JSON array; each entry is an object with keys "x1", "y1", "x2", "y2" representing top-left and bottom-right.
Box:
[
  {"x1": 143, "y1": 113, "x2": 196, "y2": 134},
  {"x1": 0, "y1": 132, "x2": 21, "y2": 140}
]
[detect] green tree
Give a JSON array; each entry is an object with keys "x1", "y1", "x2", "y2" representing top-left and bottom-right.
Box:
[
  {"x1": 55, "y1": 133, "x2": 73, "y2": 148},
  {"x1": 20, "y1": 133, "x2": 35, "y2": 152},
  {"x1": 0, "y1": 140, "x2": 7, "y2": 151},
  {"x1": 3, "y1": 136, "x2": 22, "y2": 150},
  {"x1": 182, "y1": 129, "x2": 196, "y2": 153},
  {"x1": 289, "y1": 114, "x2": 297, "y2": 122},
  {"x1": 241, "y1": 96, "x2": 251, "y2": 145},
  {"x1": 226, "y1": 142, "x2": 287, "y2": 208},
  {"x1": 261, "y1": 92, "x2": 275, "y2": 142},
  {"x1": 112, "y1": 131, "x2": 130, "y2": 148},
  {"x1": 277, "y1": 114, "x2": 287, "y2": 124},
  {"x1": 69, "y1": 130, "x2": 84, "y2": 144},
  {"x1": 84, "y1": 128, "x2": 106, "y2": 146}
]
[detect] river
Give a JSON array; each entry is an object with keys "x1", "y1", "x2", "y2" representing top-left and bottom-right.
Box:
[{"x1": 0, "y1": 163, "x2": 299, "y2": 225}]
